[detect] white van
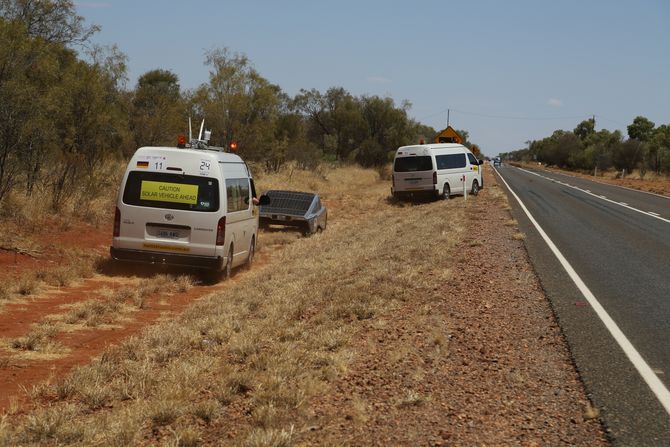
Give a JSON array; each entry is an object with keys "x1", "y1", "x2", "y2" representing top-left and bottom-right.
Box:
[
  {"x1": 391, "y1": 143, "x2": 484, "y2": 200},
  {"x1": 110, "y1": 144, "x2": 266, "y2": 278}
]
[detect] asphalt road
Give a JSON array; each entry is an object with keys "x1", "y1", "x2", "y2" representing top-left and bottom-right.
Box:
[{"x1": 494, "y1": 164, "x2": 670, "y2": 446}]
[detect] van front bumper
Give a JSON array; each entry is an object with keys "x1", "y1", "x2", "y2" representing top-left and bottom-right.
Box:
[{"x1": 110, "y1": 247, "x2": 223, "y2": 270}]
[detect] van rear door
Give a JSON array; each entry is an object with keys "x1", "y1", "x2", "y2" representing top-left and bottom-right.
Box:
[
  {"x1": 393, "y1": 155, "x2": 435, "y2": 191},
  {"x1": 119, "y1": 171, "x2": 220, "y2": 257}
]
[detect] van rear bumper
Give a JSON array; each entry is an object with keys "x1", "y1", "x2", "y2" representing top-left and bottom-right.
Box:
[
  {"x1": 110, "y1": 247, "x2": 223, "y2": 270},
  {"x1": 392, "y1": 188, "x2": 440, "y2": 199}
]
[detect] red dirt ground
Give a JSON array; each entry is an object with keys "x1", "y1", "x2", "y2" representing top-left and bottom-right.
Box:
[
  {"x1": 0, "y1": 216, "x2": 273, "y2": 411},
  {"x1": 0, "y1": 220, "x2": 112, "y2": 281}
]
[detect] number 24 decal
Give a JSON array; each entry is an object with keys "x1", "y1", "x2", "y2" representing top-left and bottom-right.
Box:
[{"x1": 200, "y1": 161, "x2": 210, "y2": 171}]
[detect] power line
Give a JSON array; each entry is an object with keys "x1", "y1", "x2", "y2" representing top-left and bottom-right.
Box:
[
  {"x1": 449, "y1": 108, "x2": 590, "y2": 121},
  {"x1": 418, "y1": 107, "x2": 591, "y2": 122}
]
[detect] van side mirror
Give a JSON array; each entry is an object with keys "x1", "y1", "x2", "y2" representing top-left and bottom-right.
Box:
[
  {"x1": 478, "y1": 159, "x2": 484, "y2": 165},
  {"x1": 258, "y1": 195, "x2": 271, "y2": 206}
]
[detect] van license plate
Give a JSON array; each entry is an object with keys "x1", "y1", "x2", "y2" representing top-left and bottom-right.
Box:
[{"x1": 158, "y1": 230, "x2": 180, "y2": 239}]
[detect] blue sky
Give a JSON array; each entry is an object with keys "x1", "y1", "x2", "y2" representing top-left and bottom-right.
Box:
[{"x1": 79, "y1": 0, "x2": 670, "y2": 156}]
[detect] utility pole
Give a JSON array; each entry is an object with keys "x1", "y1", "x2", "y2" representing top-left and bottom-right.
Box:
[{"x1": 592, "y1": 114, "x2": 596, "y2": 130}]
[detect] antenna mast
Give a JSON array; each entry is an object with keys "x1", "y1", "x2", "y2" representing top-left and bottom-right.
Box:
[{"x1": 198, "y1": 119, "x2": 205, "y2": 141}]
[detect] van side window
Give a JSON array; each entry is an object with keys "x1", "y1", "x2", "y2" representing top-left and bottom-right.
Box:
[
  {"x1": 467, "y1": 153, "x2": 478, "y2": 165},
  {"x1": 436, "y1": 154, "x2": 466, "y2": 169},
  {"x1": 226, "y1": 178, "x2": 250, "y2": 212}
]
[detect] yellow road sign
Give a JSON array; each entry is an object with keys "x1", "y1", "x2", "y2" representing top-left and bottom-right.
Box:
[{"x1": 435, "y1": 126, "x2": 463, "y2": 144}]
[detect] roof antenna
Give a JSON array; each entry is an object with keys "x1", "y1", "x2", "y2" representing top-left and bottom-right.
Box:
[
  {"x1": 198, "y1": 119, "x2": 205, "y2": 141},
  {"x1": 188, "y1": 117, "x2": 193, "y2": 141}
]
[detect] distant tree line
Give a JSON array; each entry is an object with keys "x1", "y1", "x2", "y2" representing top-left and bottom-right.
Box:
[
  {"x1": 500, "y1": 116, "x2": 670, "y2": 177},
  {"x1": 2, "y1": 0, "x2": 463, "y2": 211}
]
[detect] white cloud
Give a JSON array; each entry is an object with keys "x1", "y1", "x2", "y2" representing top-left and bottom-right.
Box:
[
  {"x1": 547, "y1": 98, "x2": 563, "y2": 108},
  {"x1": 367, "y1": 76, "x2": 392, "y2": 84}
]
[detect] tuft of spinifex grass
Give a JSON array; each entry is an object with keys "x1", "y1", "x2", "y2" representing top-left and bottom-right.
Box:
[{"x1": 9, "y1": 324, "x2": 61, "y2": 354}]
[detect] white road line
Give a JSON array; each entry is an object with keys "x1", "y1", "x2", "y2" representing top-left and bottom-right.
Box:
[
  {"x1": 493, "y1": 167, "x2": 670, "y2": 416},
  {"x1": 541, "y1": 169, "x2": 670, "y2": 200},
  {"x1": 518, "y1": 168, "x2": 670, "y2": 224}
]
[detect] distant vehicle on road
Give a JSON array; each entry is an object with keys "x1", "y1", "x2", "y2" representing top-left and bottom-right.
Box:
[
  {"x1": 260, "y1": 190, "x2": 327, "y2": 235},
  {"x1": 391, "y1": 143, "x2": 483, "y2": 200},
  {"x1": 493, "y1": 156, "x2": 502, "y2": 167}
]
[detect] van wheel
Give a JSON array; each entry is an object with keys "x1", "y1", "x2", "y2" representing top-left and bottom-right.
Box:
[
  {"x1": 225, "y1": 246, "x2": 233, "y2": 279},
  {"x1": 246, "y1": 237, "x2": 255, "y2": 270},
  {"x1": 471, "y1": 180, "x2": 480, "y2": 196},
  {"x1": 442, "y1": 184, "x2": 451, "y2": 200}
]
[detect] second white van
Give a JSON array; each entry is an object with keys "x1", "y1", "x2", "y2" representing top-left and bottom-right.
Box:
[
  {"x1": 110, "y1": 143, "x2": 267, "y2": 279},
  {"x1": 391, "y1": 143, "x2": 484, "y2": 200}
]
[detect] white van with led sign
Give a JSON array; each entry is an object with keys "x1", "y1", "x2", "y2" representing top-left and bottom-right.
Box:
[{"x1": 111, "y1": 120, "x2": 269, "y2": 279}]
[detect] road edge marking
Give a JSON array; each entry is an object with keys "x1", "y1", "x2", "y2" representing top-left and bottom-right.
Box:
[
  {"x1": 493, "y1": 166, "x2": 670, "y2": 416},
  {"x1": 518, "y1": 167, "x2": 670, "y2": 224},
  {"x1": 538, "y1": 168, "x2": 670, "y2": 200}
]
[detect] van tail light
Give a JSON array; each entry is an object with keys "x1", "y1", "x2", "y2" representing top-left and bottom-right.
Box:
[
  {"x1": 113, "y1": 207, "x2": 121, "y2": 237},
  {"x1": 432, "y1": 171, "x2": 437, "y2": 185},
  {"x1": 216, "y1": 216, "x2": 226, "y2": 246}
]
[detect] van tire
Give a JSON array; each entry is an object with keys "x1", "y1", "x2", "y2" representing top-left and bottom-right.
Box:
[
  {"x1": 471, "y1": 180, "x2": 480, "y2": 196},
  {"x1": 225, "y1": 245, "x2": 233, "y2": 279},
  {"x1": 442, "y1": 184, "x2": 451, "y2": 200},
  {"x1": 246, "y1": 237, "x2": 255, "y2": 270}
]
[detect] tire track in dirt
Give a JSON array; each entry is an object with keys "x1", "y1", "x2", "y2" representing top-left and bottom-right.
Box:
[{"x1": 0, "y1": 254, "x2": 272, "y2": 412}]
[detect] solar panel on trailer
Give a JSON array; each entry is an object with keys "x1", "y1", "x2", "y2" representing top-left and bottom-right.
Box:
[{"x1": 261, "y1": 190, "x2": 315, "y2": 216}]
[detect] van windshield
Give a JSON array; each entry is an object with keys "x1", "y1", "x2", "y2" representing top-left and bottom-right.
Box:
[
  {"x1": 394, "y1": 156, "x2": 433, "y2": 172},
  {"x1": 123, "y1": 171, "x2": 219, "y2": 212}
]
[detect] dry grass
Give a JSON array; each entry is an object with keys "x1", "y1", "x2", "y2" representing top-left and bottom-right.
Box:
[
  {"x1": 513, "y1": 232, "x2": 526, "y2": 240},
  {"x1": 0, "y1": 159, "x2": 124, "y2": 230},
  {"x1": 16, "y1": 276, "x2": 40, "y2": 296},
  {"x1": 7, "y1": 323, "x2": 64, "y2": 357},
  {"x1": 1, "y1": 164, "x2": 469, "y2": 445},
  {"x1": 0, "y1": 251, "x2": 105, "y2": 311},
  {"x1": 397, "y1": 389, "x2": 427, "y2": 408},
  {"x1": 583, "y1": 401, "x2": 600, "y2": 420},
  {"x1": 1, "y1": 274, "x2": 196, "y2": 365}
]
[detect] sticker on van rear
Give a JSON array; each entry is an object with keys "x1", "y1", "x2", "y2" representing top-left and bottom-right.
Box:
[
  {"x1": 140, "y1": 181, "x2": 199, "y2": 205},
  {"x1": 143, "y1": 243, "x2": 190, "y2": 252}
]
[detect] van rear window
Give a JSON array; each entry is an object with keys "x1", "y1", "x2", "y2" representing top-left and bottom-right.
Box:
[
  {"x1": 394, "y1": 156, "x2": 433, "y2": 172},
  {"x1": 123, "y1": 171, "x2": 219, "y2": 212}
]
